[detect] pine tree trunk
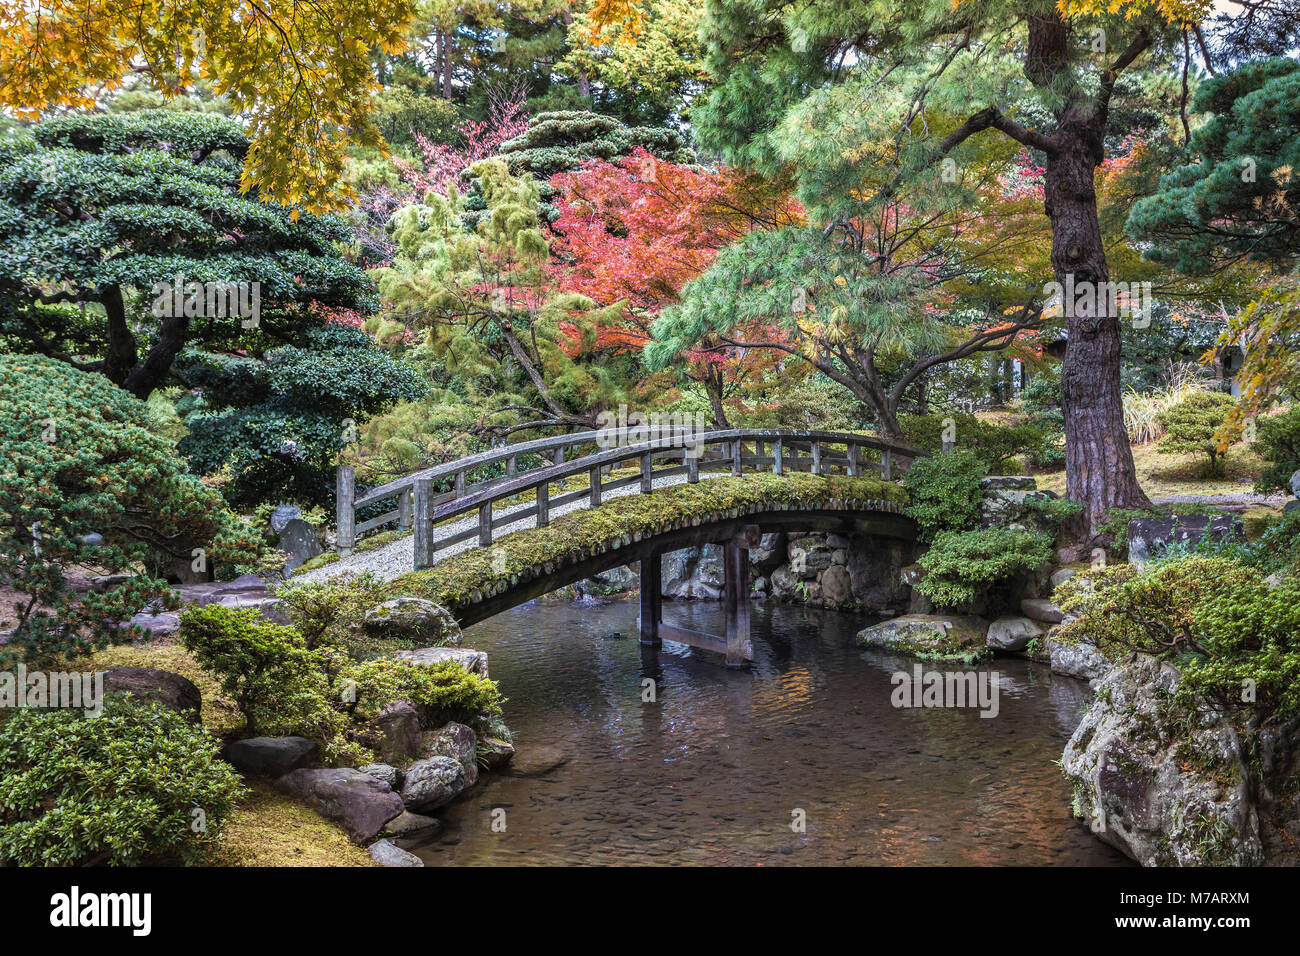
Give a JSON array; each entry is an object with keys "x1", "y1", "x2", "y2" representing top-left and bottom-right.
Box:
[{"x1": 1044, "y1": 113, "x2": 1152, "y2": 541}]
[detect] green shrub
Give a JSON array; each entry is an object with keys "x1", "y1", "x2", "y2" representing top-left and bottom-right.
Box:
[
  {"x1": 272, "y1": 573, "x2": 389, "y2": 651},
  {"x1": 900, "y1": 413, "x2": 1053, "y2": 471},
  {"x1": 902, "y1": 450, "x2": 988, "y2": 542},
  {"x1": 0, "y1": 698, "x2": 247, "y2": 866},
  {"x1": 178, "y1": 603, "x2": 504, "y2": 764},
  {"x1": 343, "y1": 658, "x2": 504, "y2": 726},
  {"x1": 0, "y1": 354, "x2": 264, "y2": 665},
  {"x1": 1157, "y1": 390, "x2": 1238, "y2": 475},
  {"x1": 916, "y1": 527, "x2": 1054, "y2": 610},
  {"x1": 1252, "y1": 405, "x2": 1300, "y2": 495},
  {"x1": 178, "y1": 605, "x2": 331, "y2": 740},
  {"x1": 1055, "y1": 556, "x2": 1300, "y2": 721},
  {"x1": 1022, "y1": 494, "x2": 1085, "y2": 528}
]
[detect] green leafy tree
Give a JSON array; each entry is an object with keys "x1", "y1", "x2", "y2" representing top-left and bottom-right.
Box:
[
  {"x1": 683, "y1": 0, "x2": 1226, "y2": 536},
  {"x1": 0, "y1": 111, "x2": 376, "y2": 401},
  {"x1": 0, "y1": 354, "x2": 263, "y2": 664},
  {"x1": 379, "y1": 159, "x2": 626, "y2": 431},
  {"x1": 176, "y1": 324, "x2": 428, "y2": 509}
]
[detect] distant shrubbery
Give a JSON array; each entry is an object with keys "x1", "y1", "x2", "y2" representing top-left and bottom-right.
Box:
[
  {"x1": 900, "y1": 413, "x2": 1056, "y2": 474},
  {"x1": 1157, "y1": 390, "x2": 1237, "y2": 475},
  {"x1": 1252, "y1": 405, "x2": 1300, "y2": 495}
]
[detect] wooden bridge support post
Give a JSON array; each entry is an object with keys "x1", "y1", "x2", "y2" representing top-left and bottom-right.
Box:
[
  {"x1": 639, "y1": 552, "x2": 662, "y2": 647},
  {"x1": 413, "y1": 479, "x2": 434, "y2": 569},
  {"x1": 723, "y1": 538, "x2": 752, "y2": 667},
  {"x1": 336, "y1": 465, "x2": 355, "y2": 556},
  {"x1": 731, "y1": 440, "x2": 742, "y2": 477},
  {"x1": 640, "y1": 453, "x2": 653, "y2": 493},
  {"x1": 589, "y1": 466, "x2": 602, "y2": 506}
]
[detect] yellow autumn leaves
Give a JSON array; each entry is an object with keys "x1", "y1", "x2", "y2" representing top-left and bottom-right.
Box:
[{"x1": 0, "y1": 0, "x2": 416, "y2": 216}]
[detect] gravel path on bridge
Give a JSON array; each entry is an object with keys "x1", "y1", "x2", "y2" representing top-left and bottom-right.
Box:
[{"x1": 294, "y1": 470, "x2": 728, "y2": 585}]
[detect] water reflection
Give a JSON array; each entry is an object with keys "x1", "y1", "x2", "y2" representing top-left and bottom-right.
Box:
[{"x1": 412, "y1": 598, "x2": 1130, "y2": 866}]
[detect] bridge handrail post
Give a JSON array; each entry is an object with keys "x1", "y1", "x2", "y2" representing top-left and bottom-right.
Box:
[
  {"x1": 881, "y1": 449, "x2": 893, "y2": 481},
  {"x1": 537, "y1": 480, "x2": 550, "y2": 527},
  {"x1": 589, "y1": 465, "x2": 602, "y2": 506},
  {"x1": 731, "y1": 439, "x2": 742, "y2": 476},
  {"x1": 397, "y1": 487, "x2": 412, "y2": 530},
  {"x1": 478, "y1": 502, "x2": 493, "y2": 547},
  {"x1": 811, "y1": 440, "x2": 822, "y2": 475},
  {"x1": 413, "y1": 479, "x2": 434, "y2": 569},
  {"x1": 640, "y1": 452, "x2": 653, "y2": 493},
  {"x1": 847, "y1": 443, "x2": 860, "y2": 477},
  {"x1": 772, "y1": 437, "x2": 783, "y2": 475},
  {"x1": 687, "y1": 450, "x2": 699, "y2": 483},
  {"x1": 336, "y1": 464, "x2": 355, "y2": 556}
]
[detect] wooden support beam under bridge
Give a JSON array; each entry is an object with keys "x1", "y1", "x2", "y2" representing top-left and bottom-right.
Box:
[{"x1": 639, "y1": 525, "x2": 760, "y2": 667}]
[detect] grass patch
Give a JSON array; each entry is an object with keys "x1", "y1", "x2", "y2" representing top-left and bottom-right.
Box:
[
  {"x1": 389, "y1": 473, "x2": 905, "y2": 609},
  {"x1": 82, "y1": 639, "x2": 244, "y2": 738},
  {"x1": 292, "y1": 552, "x2": 340, "y2": 576},
  {"x1": 203, "y1": 782, "x2": 379, "y2": 867},
  {"x1": 1035, "y1": 441, "x2": 1268, "y2": 499}
]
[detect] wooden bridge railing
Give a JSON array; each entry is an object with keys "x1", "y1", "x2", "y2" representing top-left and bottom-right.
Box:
[{"x1": 335, "y1": 428, "x2": 924, "y2": 570}]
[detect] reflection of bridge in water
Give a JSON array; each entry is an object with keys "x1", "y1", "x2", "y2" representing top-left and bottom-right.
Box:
[{"x1": 334, "y1": 428, "x2": 924, "y2": 667}]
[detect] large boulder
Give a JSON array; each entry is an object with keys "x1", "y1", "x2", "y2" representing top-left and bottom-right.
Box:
[
  {"x1": 820, "y1": 565, "x2": 853, "y2": 606},
  {"x1": 577, "y1": 564, "x2": 639, "y2": 597},
  {"x1": 400, "y1": 756, "x2": 467, "y2": 811},
  {"x1": 986, "y1": 616, "x2": 1043, "y2": 653},
  {"x1": 1047, "y1": 635, "x2": 1111, "y2": 681},
  {"x1": 1126, "y1": 514, "x2": 1244, "y2": 566},
  {"x1": 381, "y1": 810, "x2": 442, "y2": 842},
  {"x1": 278, "y1": 518, "x2": 323, "y2": 571},
  {"x1": 276, "y1": 768, "x2": 405, "y2": 845},
  {"x1": 420, "y1": 721, "x2": 479, "y2": 787},
  {"x1": 857, "y1": 614, "x2": 990, "y2": 663},
  {"x1": 480, "y1": 736, "x2": 515, "y2": 769},
  {"x1": 102, "y1": 667, "x2": 201, "y2": 722},
  {"x1": 359, "y1": 763, "x2": 403, "y2": 789},
  {"x1": 393, "y1": 646, "x2": 488, "y2": 678},
  {"x1": 1021, "y1": 598, "x2": 1065, "y2": 624},
  {"x1": 224, "y1": 736, "x2": 319, "y2": 778},
  {"x1": 364, "y1": 598, "x2": 462, "y2": 646},
  {"x1": 1290, "y1": 468, "x2": 1300, "y2": 499},
  {"x1": 1062, "y1": 654, "x2": 1264, "y2": 866}
]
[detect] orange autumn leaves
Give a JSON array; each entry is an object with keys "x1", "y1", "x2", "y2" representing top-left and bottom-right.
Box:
[{"x1": 549, "y1": 148, "x2": 803, "y2": 360}]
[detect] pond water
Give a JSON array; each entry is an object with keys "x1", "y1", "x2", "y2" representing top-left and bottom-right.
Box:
[{"x1": 411, "y1": 598, "x2": 1130, "y2": 866}]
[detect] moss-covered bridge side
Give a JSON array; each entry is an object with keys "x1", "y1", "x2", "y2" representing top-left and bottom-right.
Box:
[{"x1": 385, "y1": 474, "x2": 912, "y2": 626}]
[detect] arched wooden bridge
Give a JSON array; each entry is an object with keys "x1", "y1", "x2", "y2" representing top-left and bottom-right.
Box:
[{"x1": 334, "y1": 428, "x2": 924, "y2": 666}]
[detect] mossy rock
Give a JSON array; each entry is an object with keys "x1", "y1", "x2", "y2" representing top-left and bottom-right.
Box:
[{"x1": 857, "y1": 614, "x2": 991, "y2": 664}]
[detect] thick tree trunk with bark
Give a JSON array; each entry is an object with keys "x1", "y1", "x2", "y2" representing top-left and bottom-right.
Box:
[{"x1": 1044, "y1": 113, "x2": 1152, "y2": 540}]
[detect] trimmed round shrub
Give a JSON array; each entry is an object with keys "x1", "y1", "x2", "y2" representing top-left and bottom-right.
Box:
[
  {"x1": 1157, "y1": 389, "x2": 1238, "y2": 475},
  {"x1": 0, "y1": 698, "x2": 247, "y2": 866}
]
